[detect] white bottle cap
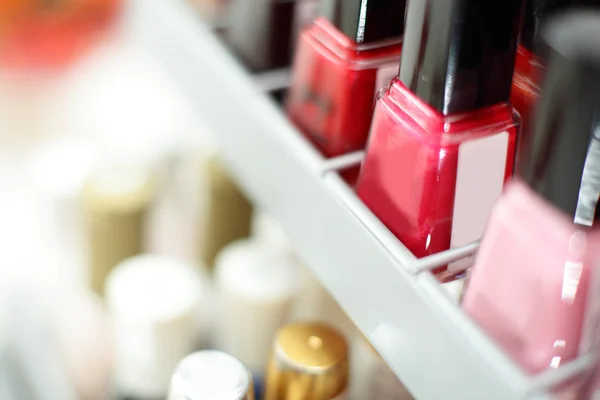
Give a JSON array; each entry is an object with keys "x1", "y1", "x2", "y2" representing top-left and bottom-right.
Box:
[
  {"x1": 251, "y1": 212, "x2": 292, "y2": 254},
  {"x1": 28, "y1": 137, "x2": 98, "y2": 203},
  {"x1": 213, "y1": 239, "x2": 299, "y2": 373},
  {"x1": 106, "y1": 254, "x2": 207, "y2": 399},
  {"x1": 168, "y1": 350, "x2": 253, "y2": 400}
]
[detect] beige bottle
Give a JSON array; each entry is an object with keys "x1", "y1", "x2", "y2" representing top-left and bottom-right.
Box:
[
  {"x1": 199, "y1": 156, "x2": 253, "y2": 270},
  {"x1": 265, "y1": 323, "x2": 348, "y2": 400},
  {"x1": 83, "y1": 164, "x2": 156, "y2": 295}
]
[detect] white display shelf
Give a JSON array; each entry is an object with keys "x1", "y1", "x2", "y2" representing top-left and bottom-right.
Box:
[{"x1": 131, "y1": 1, "x2": 592, "y2": 398}]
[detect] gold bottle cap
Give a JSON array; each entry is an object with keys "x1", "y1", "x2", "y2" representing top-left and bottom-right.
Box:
[
  {"x1": 275, "y1": 323, "x2": 347, "y2": 371},
  {"x1": 83, "y1": 164, "x2": 156, "y2": 213},
  {"x1": 266, "y1": 323, "x2": 348, "y2": 400}
]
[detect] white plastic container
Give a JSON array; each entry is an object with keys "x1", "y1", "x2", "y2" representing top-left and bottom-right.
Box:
[
  {"x1": 213, "y1": 239, "x2": 299, "y2": 375},
  {"x1": 106, "y1": 254, "x2": 208, "y2": 399}
]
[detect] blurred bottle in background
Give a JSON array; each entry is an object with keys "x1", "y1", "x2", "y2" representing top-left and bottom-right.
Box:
[
  {"x1": 52, "y1": 286, "x2": 114, "y2": 400},
  {"x1": 212, "y1": 238, "x2": 300, "y2": 396},
  {"x1": 199, "y1": 155, "x2": 253, "y2": 270},
  {"x1": 25, "y1": 136, "x2": 99, "y2": 286},
  {"x1": 83, "y1": 163, "x2": 156, "y2": 296},
  {"x1": 0, "y1": 278, "x2": 78, "y2": 400},
  {"x1": 226, "y1": 0, "x2": 319, "y2": 72},
  {"x1": 106, "y1": 254, "x2": 210, "y2": 399},
  {"x1": 0, "y1": 0, "x2": 122, "y2": 70}
]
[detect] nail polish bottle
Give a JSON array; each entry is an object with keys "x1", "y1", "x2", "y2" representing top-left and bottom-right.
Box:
[
  {"x1": 264, "y1": 322, "x2": 348, "y2": 400},
  {"x1": 463, "y1": 11, "x2": 600, "y2": 377},
  {"x1": 226, "y1": 0, "x2": 319, "y2": 72},
  {"x1": 286, "y1": 0, "x2": 406, "y2": 158},
  {"x1": 168, "y1": 351, "x2": 254, "y2": 400},
  {"x1": 356, "y1": 0, "x2": 523, "y2": 272},
  {"x1": 510, "y1": 0, "x2": 600, "y2": 148}
]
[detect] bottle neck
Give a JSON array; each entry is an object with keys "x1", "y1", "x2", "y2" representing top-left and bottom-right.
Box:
[{"x1": 386, "y1": 80, "x2": 516, "y2": 134}]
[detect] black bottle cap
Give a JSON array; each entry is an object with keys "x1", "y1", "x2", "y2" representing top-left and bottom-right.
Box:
[
  {"x1": 518, "y1": 11, "x2": 600, "y2": 224},
  {"x1": 520, "y1": 0, "x2": 600, "y2": 52},
  {"x1": 320, "y1": 0, "x2": 407, "y2": 44},
  {"x1": 398, "y1": 0, "x2": 524, "y2": 115},
  {"x1": 520, "y1": 0, "x2": 538, "y2": 51}
]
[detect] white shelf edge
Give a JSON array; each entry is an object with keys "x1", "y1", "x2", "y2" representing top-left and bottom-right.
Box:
[{"x1": 131, "y1": 1, "x2": 558, "y2": 398}]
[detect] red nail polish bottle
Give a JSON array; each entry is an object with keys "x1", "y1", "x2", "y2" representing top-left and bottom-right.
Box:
[
  {"x1": 0, "y1": 0, "x2": 121, "y2": 69},
  {"x1": 286, "y1": 0, "x2": 406, "y2": 158},
  {"x1": 510, "y1": 0, "x2": 600, "y2": 149},
  {"x1": 357, "y1": 0, "x2": 523, "y2": 273}
]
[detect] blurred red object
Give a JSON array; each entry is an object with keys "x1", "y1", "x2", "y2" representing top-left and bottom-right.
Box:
[{"x1": 0, "y1": 0, "x2": 121, "y2": 70}]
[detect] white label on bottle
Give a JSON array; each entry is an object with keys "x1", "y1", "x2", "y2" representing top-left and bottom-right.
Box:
[
  {"x1": 575, "y1": 128, "x2": 600, "y2": 226},
  {"x1": 448, "y1": 132, "x2": 509, "y2": 271},
  {"x1": 374, "y1": 62, "x2": 399, "y2": 98},
  {"x1": 579, "y1": 255, "x2": 600, "y2": 355}
]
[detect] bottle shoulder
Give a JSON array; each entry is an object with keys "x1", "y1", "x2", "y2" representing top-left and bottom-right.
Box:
[
  {"x1": 491, "y1": 180, "x2": 584, "y2": 245},
  {"x1": 301, "y1": 19, "x2": 402, "y2": 69},
  {"x1": 376, "y1": 80, "x2": 520, "y2": 143}
]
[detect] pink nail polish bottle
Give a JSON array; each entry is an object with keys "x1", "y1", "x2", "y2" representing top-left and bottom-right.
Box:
[{"x1": 463, "y1": 11, "x2": 600, "y2": 379}]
